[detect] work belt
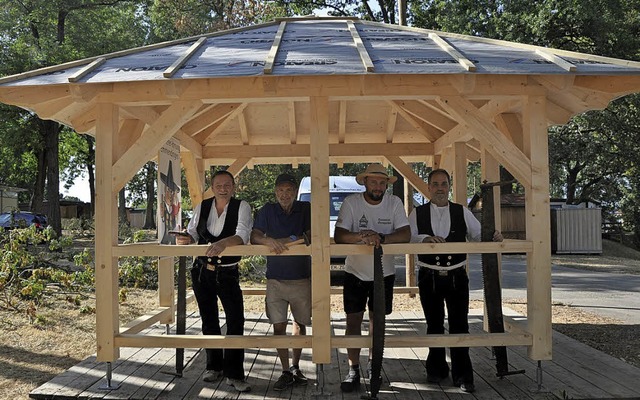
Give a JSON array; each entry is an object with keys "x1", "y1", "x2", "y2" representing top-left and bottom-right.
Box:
[{"x1": 416, "y1": 260, "x2": 466, "y2": 276}]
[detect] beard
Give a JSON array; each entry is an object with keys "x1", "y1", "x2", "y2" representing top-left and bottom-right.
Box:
[{"x1": 366, "y1": 189, "x2": 385, "y2": 202}]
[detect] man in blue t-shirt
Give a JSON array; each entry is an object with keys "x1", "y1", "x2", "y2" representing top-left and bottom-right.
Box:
[{"x1": 250, "y1": 173, "x2": 311, "y2": 391}]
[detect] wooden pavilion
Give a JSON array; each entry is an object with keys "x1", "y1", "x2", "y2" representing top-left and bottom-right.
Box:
[{"x1": 2, "y1": 16, "x2": 640, "y2": 392}]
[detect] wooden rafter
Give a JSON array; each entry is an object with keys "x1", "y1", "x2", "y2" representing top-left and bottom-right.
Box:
[
  {"x1": 68, "y1": 57, "x2": 106, "y2": 83},
  {"x1": 386, "y1": 105, "x2": 398, "y2": 143},
  {"x1": 388, "y1": 100, "x2": 440, "y2": 142},
  {"x1": 428, "y1": 33, "x2": 476, "y2": 72},
  {"x1": 347, "y1": 21, "x2": 374, "y2": 72},
  {"x1": 112, "y1": 101, "x2": 203, "y2": 191},
  {"x1": 338, "y1": 100, "x2": 347, "y2": 143},
  {"x1": 181, "y1": 103, "x2": 241, "y2": 137},
  {"x1": 164, "y1": 37, "x2": 207, "y2": 78},
  {"x1": 395, "y1": 99, "x2": 458, "y2": 133},
  {"x1": 288, "y1": 101, "x2": 297, "y2": 144},
  {"x1": 385, "y1": 156, "x2": 430, "y2": 198},
  {"x1": 264, "y1": 22, "x2": 287, "y2": 74},
  {"x1": 535, "y1": 49, "x2": 576, "y2": 72},
  {"x1": 198, "y1": 103, "x2": 248, "y2": 144},
  {"x1": 437, "y1": 96, "x2": 532, "y2": 187},
  {"x1": 238, "y1": 111, "x2": 249, "y2": 145}
]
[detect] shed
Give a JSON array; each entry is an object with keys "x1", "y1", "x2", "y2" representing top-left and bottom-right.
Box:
[{"x1": 1, "y1": 17, "x2": 640, "y2": 378}]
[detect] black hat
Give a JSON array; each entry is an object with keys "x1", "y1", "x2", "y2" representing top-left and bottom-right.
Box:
[
  {"x1": 160, "y1": 160, "x2": 181, "y2": 192},
  {"x1": 275, "y1": 173, "x2": 297, "y2": 187}
]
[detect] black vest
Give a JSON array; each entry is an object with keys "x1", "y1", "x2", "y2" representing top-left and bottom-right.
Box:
[
  {"x1": 196, "y1": 197, "x2": 242, "y2": 265},
  {"x1": 416, "y1": 202, "x2": 467, "y2": 266}
]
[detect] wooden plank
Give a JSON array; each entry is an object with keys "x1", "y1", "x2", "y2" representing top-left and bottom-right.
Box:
[
  {"x1": 535, "y1": 50, "x2": 576, "y2": 72},
  {"x1": 112, "y1": 101, "x2": 203, "y2": 191},
  {"x1": 264, "y1": 22, "x2": 287, "y2": 74},
  {"x1": 309, "y1": 96, "x2": 332, "y2": 364},
  {"x1": 428, "y1": 33, "x2": 476, "y2": 72},
  {"x1": 164, "y1": 37, "x2": 207, "y2": 78},
  {"x1": 288, "y1": 101, "x2": 297, "y2": 144},
  {"x1": 522, "y1": 95, "x2": 552, "y2": 362},
  {"x1": 347, "y1": 21, "x2": 375, "y2": 72},
  {"x1": 385, "y1": 155, "x2": 431, "y2": 199},
  {"x1": 452, "y1": 142, "x2": 467, "y2": 204}
]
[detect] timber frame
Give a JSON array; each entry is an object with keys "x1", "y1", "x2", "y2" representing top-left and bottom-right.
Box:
[{"x1": 2, "y1": 17, "x2": 640, "y2": 368}]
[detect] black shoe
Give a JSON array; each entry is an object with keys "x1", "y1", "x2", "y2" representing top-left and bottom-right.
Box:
[
  {"x1": 454, "y1": 378, "x2": 475, "y2": 393},
  {"x1": 340, "y1": 369, "x2": 361, "y2": 392},
  {"x1": 460, "y1": 382, "x2": 475, "y2": 393}
]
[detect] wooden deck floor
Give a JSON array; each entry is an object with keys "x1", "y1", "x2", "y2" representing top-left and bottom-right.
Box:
[{"x1": 30, "y1": 310, "x2": 640, "y2": 400}]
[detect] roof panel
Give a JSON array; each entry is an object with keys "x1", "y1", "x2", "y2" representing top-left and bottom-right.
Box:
[{"x1": 2, "y1": 18, "x2": 640, "y2": 88}]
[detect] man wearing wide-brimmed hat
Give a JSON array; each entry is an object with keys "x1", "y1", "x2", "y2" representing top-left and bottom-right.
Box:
[{"x1": 334, "y1": 163, "x2": 411, "y2": 392}]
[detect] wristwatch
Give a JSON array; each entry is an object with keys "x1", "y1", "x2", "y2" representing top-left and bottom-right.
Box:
[{"x1": 379, "y1": 233, "x2": 386, "y2": 244}]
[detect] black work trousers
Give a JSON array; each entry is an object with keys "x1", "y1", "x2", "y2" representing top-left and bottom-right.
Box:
[
  {"x1": 418, "y1": 266, "x2": 474, "y2": 384},
  {"x1": 191, "y1": 264, "x2": 245, "y2": 380}
]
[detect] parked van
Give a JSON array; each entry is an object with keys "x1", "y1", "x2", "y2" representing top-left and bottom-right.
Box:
[
  {"x1": 297, "y1": 176, "x2": 364, "y2": 285},
  {"x1": 297, "y1": 176, "x2": 365, "y2": 238}
]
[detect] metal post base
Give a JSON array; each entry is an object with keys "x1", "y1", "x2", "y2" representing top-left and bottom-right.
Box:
[
  {"x1": 98, "y1": 362, "x2": 121, "y2": 390},
  {"x1": 529, "y1": 360, "x2": 549, "y2": 393},
  {"x1": 310, "y1": 363, "x2": 332, "y2": 398}
]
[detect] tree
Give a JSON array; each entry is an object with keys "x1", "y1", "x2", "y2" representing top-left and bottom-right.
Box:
[{"x1": 0, "y1": 1, "x2": 151, "y2": 235}]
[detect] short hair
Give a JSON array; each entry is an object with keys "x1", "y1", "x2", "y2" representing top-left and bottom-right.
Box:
[
  {"x1": 211, "y1": 170, "x2": 235, "y2": 185},
  {"x1": 427, "y1": 168, "x2": 451, "y2": 184}
]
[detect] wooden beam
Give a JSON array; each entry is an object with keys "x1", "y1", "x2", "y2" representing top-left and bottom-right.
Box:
[
  {"x1": 394, "y1": 99, "x2": 457, "y2": 133},
  {"x1": 113, "y1": 240, "x2": 534, "y2": 258},
  {"x1": 226, "y1": 157, "x2": 251, "y2": 177},
  {"x1": 288, "y1": 101, "x2": 297, "y2": 144},
  {"x1": 309, "y1": 96, "x2": 331, "y2": 364},
  {"x1": 173, "y1": 130, "x2": 203, "y2": 159},
  {"x1": 388, "y1": 100, "x2": 440, "y2": 141},
  {"x1": 164, "y1": 37, "x2": 207, "y2": 78},
  {"x1": 452, "y1": 142, "x2": 467, "y2": 204},
  {"x1": 181, "y1": 150, "x2": 204, "y2": 205},
  {"x1": 238, "y1": 110, "x2": 249, "y2": 145},
  {"x1": 68, "y1": 57, "x2": 107, "y2": 83},
  {"x1": 429, "y1": 33, "x2": 476, "y2": 72},
  {"x1": 112, "y1": 101, "x2": 203, "y2": 191},
  {"x1": 522, "y1": 95, "x2": 552, "y2": 361},
  {"x1": 347, "y1": 21, "x2": 375, "y2": 72},
  {"x1": 437, "y1": 96, "x2": 532, "y2": 188},
  {"x1": 94, "y1": 103, "x2": 120, "y2": 362},
  {"x1": 264, "y1": 22, "x2": 287, "y2": 74},
  {"x1": 534, "y1": 49, "x2": 576, "y2": 72},
  {"x1": 198, "y1": 103, "x2": 248, "y2": 144},
  {"x1": 115, "y1": 119, "x2": 145, "y2": 161},
  {"x1": 338, "y1": 100, "x2": 347, "y2": 143},
  {"x1": 386, "y1": 104, "x2": 398, "y2": 143},
  {"x1": 182, "y1": 103, "x2": 242, "y2": 137},
  {"x1": 385, "y1": 156, "x2": 430, "y2": 199}
]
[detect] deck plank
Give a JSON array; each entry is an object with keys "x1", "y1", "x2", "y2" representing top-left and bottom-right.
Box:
[{"x1": 29, "y1": 309, "x2": 640, "y2": 400}]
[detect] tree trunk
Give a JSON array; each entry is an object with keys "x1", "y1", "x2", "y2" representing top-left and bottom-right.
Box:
[
  {"x1": 43, "y1": 120, "x2": 62, "y2": 236},
  {"x1": 143, "y1": 162, "x2": 156, "y2": 229},
  {"x1": 30, "y1": 146, "x2": 46, "y2": 213},
  {"x1": 118, "y1": 188, "x2": 128, "y2": 226},
  {"x1": 84, "y1": 135, "x2": 96, "y2": 214}
]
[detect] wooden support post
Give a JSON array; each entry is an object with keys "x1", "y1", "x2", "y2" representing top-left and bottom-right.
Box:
[
  {"x1": 309, "y1": 96, "x2": 331, "y2": 364},
  {"x1": 523, "y1": 95, "x2": 552, "y2": 361},
  {"x1": 157, "y1": 257, "x2": 175, "y2": 324},
  {"x1": 453, "y1": 142, "x2": 467, "y2": 204},
  {"x1": 481, "y1": 148, "x2": 502, "y2": 331},
  {"x1": 95, "y1": 103, "x2": 120, "y2": 362},
  {"x1": 403, "y1": 178, "x2": 416, "y2": 296}
]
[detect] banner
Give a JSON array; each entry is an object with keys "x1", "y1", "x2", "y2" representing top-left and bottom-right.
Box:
[{"x1": 157, "y1": 138, "x2": 181, "y2": 244}]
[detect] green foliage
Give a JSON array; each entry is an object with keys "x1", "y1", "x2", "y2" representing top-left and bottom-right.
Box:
[
  {"x1": 238, "y1": 255, "x2": 266, "y2": 282},
  {"x1": 119, "y1": 230, "x2": 159, "y2": 289},
  {"x1": 0, "y1": 227, "x2": 92, "y2": 316}
]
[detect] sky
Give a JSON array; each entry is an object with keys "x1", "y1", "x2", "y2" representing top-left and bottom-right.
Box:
[{"x1": 61, "y1": 175, "x2": 91, "y2": 202}]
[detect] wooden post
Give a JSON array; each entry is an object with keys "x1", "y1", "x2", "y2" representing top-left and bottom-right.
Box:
[
  {"x1": 158, "y1": 257, "x2": 175, "y2": 324},
  {"x1": 95, "y1": 103, "x2": 120, "y2": 362},
  {"x1": 404, "y1": 178, "x2": 415, "y2": 295},
  {"x1": 523, "y1": 95, "x2": 552, "y2": 361},
  {"x1": 453, "y1": 142, "x2": 467, "y2": 204},
  {"x1": 481, "y1": 148, "x2": 502, "y2": 331},
  {"x1": 309, "y1": 96, "x2": 331, "y2": 363}
]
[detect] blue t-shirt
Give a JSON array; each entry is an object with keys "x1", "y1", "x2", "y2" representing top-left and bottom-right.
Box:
[{"x1": 253, "y1": 201, "x2": 311, "y2": 280}]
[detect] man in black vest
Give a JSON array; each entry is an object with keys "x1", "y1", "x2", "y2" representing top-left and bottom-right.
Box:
[
  {"x1": 409, "y1": 169, "x2": 502, "y2": 394},
  {"x1": 176, "y1": 170, "x2": 252, "y2": 392}
]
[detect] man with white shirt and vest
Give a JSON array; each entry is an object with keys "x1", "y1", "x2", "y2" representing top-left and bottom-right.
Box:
[
  {"x1": 176, "y1": 170, "x2": 252, "y2": 393},
  {"x1": 409, "y1": 169, "x2": 502, "y2": 394}
]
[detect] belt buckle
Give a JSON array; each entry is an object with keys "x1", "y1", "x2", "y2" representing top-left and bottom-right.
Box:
[
  {"x1": 438, "y1": 270, "x2": 448, "y2": 276},
  {"x1": 205, "y1": 264, "x2": 216, "y2": 272}
]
